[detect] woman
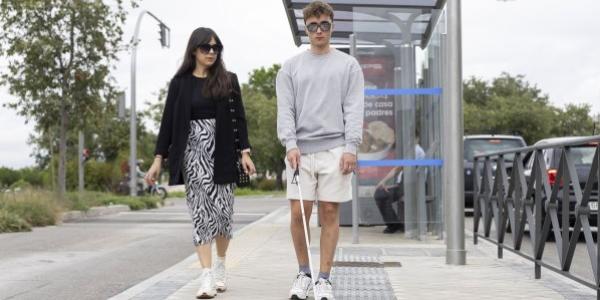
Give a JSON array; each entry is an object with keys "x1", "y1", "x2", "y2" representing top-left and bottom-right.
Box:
[{"x1": 145, "y1": 27, "x2": 255, "y2": 299}]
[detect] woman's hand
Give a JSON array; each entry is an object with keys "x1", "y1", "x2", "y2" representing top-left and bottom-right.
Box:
[
  {"x1": 241, "y1": 152, "x2": 256, "y2": 175},
  {"x1": 144, "y1": 157, "x2": 162, "y2": 185}
]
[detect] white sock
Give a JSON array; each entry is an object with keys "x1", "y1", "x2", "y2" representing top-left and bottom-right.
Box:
[
  {"x1": 202, "y1": 267, "x2": 212, "y2": 275},
  {"x1": 216, "y1": 256, "x2": 226, "y2": 264}
]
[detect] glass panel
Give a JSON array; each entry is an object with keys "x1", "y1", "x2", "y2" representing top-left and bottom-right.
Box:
[{"x1": 350, "y1": 6, "x2": 445, "y2": 239}]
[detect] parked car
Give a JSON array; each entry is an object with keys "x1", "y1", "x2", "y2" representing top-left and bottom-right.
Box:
[
  {"x1": 464, "y1": 135, "x2": 527, "y2": 209},
  {"x1": 523, "y1": 137, "x2": 599, "y2": 228}
]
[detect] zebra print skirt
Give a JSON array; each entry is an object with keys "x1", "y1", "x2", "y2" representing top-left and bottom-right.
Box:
[{"x1": 183, "y1": 119, "x2": 234, "y2": 246}]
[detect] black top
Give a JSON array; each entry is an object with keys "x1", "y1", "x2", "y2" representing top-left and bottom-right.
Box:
[
  {"x1": 154, "y1": 72, "x2": 251, "y2": 185},
  {"x1": 190, "y1": 76, "x2": 217, "y2": 120}
]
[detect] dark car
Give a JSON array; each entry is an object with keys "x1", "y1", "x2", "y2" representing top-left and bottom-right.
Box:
[
  {"x1": 464, "y1": 135, "x2": 527, "y2": 209},
  {"x1": 523, "y1": 137, "x2": 599, "y2": 228}
]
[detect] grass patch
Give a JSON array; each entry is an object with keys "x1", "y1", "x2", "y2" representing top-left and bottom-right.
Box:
[
  {"x1": 0, "y1": 208, "x2": 32, "y2": 233},
  {"x1": 0, "y1": 189, "x2": 164, "y2": 234},
  {"x1": 0, "y1": 189, "x2": 60, "y2": 227},
  {"x1": 101, "y1": 196, "x2": 146, "y2": 211},
  {"x1": 170, "y1": 191, "x2": 186, "y2": 198},
  {"x1": 0, "y1": 189, "x2": 61, "y2": 232},
  {"x1": 235, "y1": 187, "x2": 284, "y2": 197}
]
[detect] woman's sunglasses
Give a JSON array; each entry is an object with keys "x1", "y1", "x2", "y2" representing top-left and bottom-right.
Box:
[
  {"x1": 306, "y1": 21, "x2": 332, "y2": 33},
  {"x1": 197, "y1": 43, "x2": 223, "y2": 54}
]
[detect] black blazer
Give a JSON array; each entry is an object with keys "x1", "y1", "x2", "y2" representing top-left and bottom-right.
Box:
[{"x1": 154, "y1": 72, "x2": 251, "y2": 185}]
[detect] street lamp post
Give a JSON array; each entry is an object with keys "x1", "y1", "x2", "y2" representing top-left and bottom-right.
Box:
[
  {"x1": 130, "y1": 10, "x2": 170, "y2": 196},
  {"x1": 445, "y1": 0, "x2": 467, "y2": 265}
]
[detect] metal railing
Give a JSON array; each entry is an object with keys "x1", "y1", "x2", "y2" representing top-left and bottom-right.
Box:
[{"x1": 472, "y1": 135, "x2": 600, "y2": 298}]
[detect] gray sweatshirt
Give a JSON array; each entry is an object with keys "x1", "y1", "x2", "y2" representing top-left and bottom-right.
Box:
[{"x1": 276, "y1": 48, "x2": 365, "y2": 154}]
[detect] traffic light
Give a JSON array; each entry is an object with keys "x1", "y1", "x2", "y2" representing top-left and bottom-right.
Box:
[{"x1": 159, "y1": 23, "x2": 170, "y2": 48}]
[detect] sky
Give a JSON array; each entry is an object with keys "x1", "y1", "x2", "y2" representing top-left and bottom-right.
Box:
[{"x1": 1, "y1": 0, "x2": 599, "y2": 169}]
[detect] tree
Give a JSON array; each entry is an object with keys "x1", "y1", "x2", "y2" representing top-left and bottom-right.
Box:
[
  {"x1": 463, "y1": 77, "x2": 491, "y2": 106},
  {"x1": 464, "y1": 73, "x2": 562, "y2": 144},
  {"x1": 594, "y1": 113, "x2": 600, "y2": 135},
  {"x1": 247, "y1": 65, "x2": 280, "y2": 100},
  {"x1": 0, "y1": 167, "x2": 20, "y2": 188},
  {"x1": 142, "y1": 82, "x2": 169, "y2": 131},
  {"x1": 0, "y1": 1, "x2": 132, "y2": 197},
  {"x1": 463, "y1": 73, "x2": 599, "y2": 144},
  {"x1": 554, "y1": 103, "x2": 595, "y2": 137},
  {"x1": 242, "y1": 64, "x2": 286, "y2": 188}
]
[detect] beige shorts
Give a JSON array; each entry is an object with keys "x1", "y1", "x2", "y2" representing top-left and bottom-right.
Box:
[{"x1": 285, "y1": 146, "x2": 353, "y2": 203}]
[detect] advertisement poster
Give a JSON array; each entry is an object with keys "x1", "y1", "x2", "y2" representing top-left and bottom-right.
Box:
[{"x1": 356, "y1": 48, "x2": 396, "y2": 188}]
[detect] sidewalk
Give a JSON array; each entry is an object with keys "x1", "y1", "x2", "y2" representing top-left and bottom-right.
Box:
[{"x1": 111, "y1": 206, "x2": 597, "y2": 300}]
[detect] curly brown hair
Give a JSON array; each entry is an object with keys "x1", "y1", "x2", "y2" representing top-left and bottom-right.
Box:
[{"x1": 302, "y1": 1, "x2": 334, "y2": 22}]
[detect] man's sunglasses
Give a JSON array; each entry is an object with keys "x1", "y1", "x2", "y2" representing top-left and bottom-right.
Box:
[
  {"x1": 197, "y1": 43, "x2": 223, "y2": 54},
  {"x1": 306, "y1": 21, "x2": 332, "y2": 33}
]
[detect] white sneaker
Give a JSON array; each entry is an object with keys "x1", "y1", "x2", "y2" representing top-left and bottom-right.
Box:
[
  {"x1": 289, "y1": 272, "x2": 313, "y2": 300},
  {"x1": 315, "y1": 278, "x2": 335, "y2": 300},
  {"x1": 196, "y1": 269, "x2": 217, "y2": 299},
  {"x1": 213, "y1": 260, "x2": 226, "y2": 292}
]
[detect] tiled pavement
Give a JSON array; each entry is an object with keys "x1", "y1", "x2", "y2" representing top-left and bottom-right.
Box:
[{"x1": 110, "y1": 206, "x2": 597, "y2": 300}]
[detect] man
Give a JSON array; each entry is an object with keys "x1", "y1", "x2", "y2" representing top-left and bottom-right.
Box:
[
  {"x1": 374, "y1": 142, "x2": 426, "y2": 234},
  {"x1": 276, "y1": 1, "x2": 364, "y2": 299}
]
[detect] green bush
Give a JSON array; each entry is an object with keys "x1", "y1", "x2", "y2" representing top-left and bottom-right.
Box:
[
  {"x1": 139, "y1": 196, "x2": 163, "y2": 209},
  {"x1": 85, "y1": 161, "x2": 119, "y2": 191},
  {"x1": 0, "y1": 190, "x2": 59, "y2": 227},
  {"x1": 69, "y1": 198, "x2": 90, "y2": 212},
  {"x1": 66, "y1": 191, "x2": 102, "y2": 211},
  {"x1": 66, "y1": 160, "x2": 121, "y2": 192},
  {"x1": 257, "y1": 178, "x2": 277, "y2": 191},
  {"x1": 66, "y1": 160, "x2": 79, "y2": 191},
  {"x1": 0, "y1": 209, "x2": 31, "y2": 233},
  {"x1": 234, "y1": 187, "x2": 285, "y2": 196},
  {"x1": 9, "y1": 179, "x2": 32, "y2": 190},
  {"x1": 170, "y1": 191, "x2": 186, "y2": 198},
  {"x1": 115, "y1": 197, "x2": 146, "y2": 210},
  {"x1": 40, "y1": 168, "x2": 55, "y2": 189},
  {"x1": 98, "y1": 195, "x2": 160, "y2": 211},
  {"x1": 0, "y1": 167, "x2": 21, "y2": 188},
  {"x1": 19, "y1": 168, "x2": 44, "y2": 187}
]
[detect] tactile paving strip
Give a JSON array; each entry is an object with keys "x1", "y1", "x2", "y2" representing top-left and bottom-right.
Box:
[{"x1": 331, "y1": 248, "x2": 399, "y2": 300}]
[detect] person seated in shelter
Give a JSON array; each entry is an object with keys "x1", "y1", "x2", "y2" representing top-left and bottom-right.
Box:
[{"x1": 373, "y1": 142, "x2": 425, "y2": 234}]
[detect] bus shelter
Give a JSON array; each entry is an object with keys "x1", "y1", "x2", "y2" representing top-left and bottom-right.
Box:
[{"x1": 282, "y1": 0, "x2": 465, "y2": 264}]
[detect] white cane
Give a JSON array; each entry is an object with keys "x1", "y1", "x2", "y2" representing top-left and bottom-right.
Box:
[{"x1": 292, "y1": 168, "x2": 318, "y2": 300}]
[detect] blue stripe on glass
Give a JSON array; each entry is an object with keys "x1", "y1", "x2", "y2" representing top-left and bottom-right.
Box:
[
  {"x1": 358, "y1": 159, "x2": 444, "y2": 167},
  {"x1": 364, "y1": 88, "x2": 442, "y2": 96}
]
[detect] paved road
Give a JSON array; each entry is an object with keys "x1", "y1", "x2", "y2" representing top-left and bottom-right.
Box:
[{"x1": 0, "y1": 195, "x2": 286, "y2": 300}]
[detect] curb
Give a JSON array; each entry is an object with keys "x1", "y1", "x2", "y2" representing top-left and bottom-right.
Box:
[
  {"x1": 59, "y1": 197, "x2": 179, "y2": 223},
  {"x1": 60, "y1": 204, "x2": 131, "y2": 223}
]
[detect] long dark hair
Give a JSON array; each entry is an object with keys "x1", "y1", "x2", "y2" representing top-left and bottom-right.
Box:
[{"x1": 175, "y1": 27, "x2": 231, "y2": 98}]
